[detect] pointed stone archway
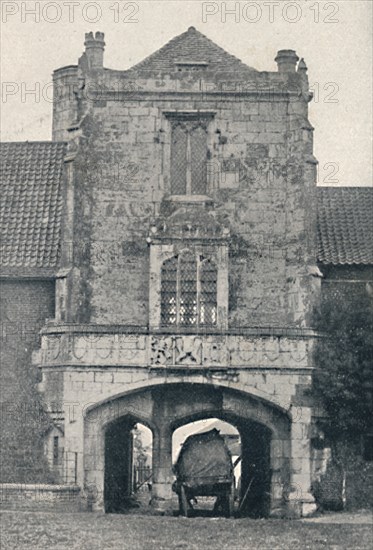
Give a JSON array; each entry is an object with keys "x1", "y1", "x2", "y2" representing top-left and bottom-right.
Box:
[{"x1": 83, "y1": 382, "x2": 301, "y2": 516}]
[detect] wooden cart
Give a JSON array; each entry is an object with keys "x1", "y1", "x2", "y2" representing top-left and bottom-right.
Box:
[{"x1": 172, "y1": 428, "x2": 235, "y2": 518}]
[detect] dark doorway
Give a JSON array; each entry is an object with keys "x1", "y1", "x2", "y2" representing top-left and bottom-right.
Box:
[
  {"x1": 104, "y1": 417, "x2": 153, "y2": 513},
  {"x1": 239, "y1": 421, "x2": 272, "y2": 517},
  {"x1": 104, "y1": 417, "x2": 133, "y2": 513}
]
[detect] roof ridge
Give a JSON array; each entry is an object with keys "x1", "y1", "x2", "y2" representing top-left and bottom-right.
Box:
[
  {"x1": 186, "y1": 26, "x2": 247, "y2": 66},
  {"x1": 129, "y1": 26, "x2": 256, "y2": 73}
]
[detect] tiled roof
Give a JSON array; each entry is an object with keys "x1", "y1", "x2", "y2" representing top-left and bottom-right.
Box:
[
  {"x1": 129, "y1": 26, "x2": 256, "y2": 74},
  {"x1": 317, "y1": 187, "x2": 373, "y2": 265},
  {"x1": 0, "y1": 142, "x2": 66, "y2": 269}
]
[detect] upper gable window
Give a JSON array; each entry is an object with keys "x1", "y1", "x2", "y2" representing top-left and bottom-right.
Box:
[
  {"x1": 169, "y1": 115, "x2": 211, "y2": 196},
  {"x1": 160, "y1": 251, "x2": 217, "y2": 327},
  {"x1": 174, "y1": 61, "x2": 209, "y2": 73}
]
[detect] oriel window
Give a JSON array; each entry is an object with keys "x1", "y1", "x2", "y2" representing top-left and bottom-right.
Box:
[{"x1": 161, "y1": 251, "x2": 217, "y2": 327}]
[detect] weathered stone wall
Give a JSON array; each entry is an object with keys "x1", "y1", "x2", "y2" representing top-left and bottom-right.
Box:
[
  {"x1": 60, "y1": 65, "x2": 318, "y2": 328},
  {"x1": 52, "y1": 66, "x2": 79, "y2": 142},
  {"x1": 0, "y1": 280, "x2": 56, "y2": 482}
]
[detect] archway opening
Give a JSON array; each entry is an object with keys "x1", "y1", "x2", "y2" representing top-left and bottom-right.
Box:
[
  {"x1": 132, "y1": 423, "x2": 153, "y2": 500},
  {"x1": 171, "y1": 415, "x2": 271, "y2": 517},
  {"x1": 172, "y1": 418, "x2": 241, "y2": 517},
  {"x1": 85, "y1": 383, "x2": 290, "y2": 516},
  {"x1": 104, "y1": 416, "x2": 153, "y2": 513}
]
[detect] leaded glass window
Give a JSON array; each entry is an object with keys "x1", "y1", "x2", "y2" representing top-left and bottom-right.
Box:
[
  {"x1": 160, "y1": 256, "x2": 178, "y2": 325},
  {"x1": 190, "y1": 125, "x2": 208, "y2": 195},
  {"x1": 179, "y1": 252, "x2": 197, "y2": 325},
  {"x1": 170, "y1": 124, "x2": 188, "y2": 194},
  {"x1": 199, "y1": 259, "x2": 217, "y2": 325},
  {"x1": 160, "y1": 252, "x2": 217, "y2": 327}
]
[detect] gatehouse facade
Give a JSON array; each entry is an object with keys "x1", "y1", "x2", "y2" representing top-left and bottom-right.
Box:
[
  {"x1": 2, "y1": 28, "x2": 372, "y2": 516},
  {"x1": 37, "y1": 28, "x2": 319, "y2": 516}
]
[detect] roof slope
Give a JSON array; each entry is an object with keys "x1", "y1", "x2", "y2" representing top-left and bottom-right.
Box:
[
  {"x1": 0, "y1": 142, "x2": 66, "y2": 269},
  {"x1": 317, "y1": 187, "x2": 373, "y2": 265},
  {"x1": 129, "y1": 26, "x2": 256, "y2": 74}
]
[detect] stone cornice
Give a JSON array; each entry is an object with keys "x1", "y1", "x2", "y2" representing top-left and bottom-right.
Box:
[
  {"x1": 85, "y1": 89, "x2": 302, "y2": 102},
  {"x1": 40, "y1": 323, "x2": 319, "y2": 338}
]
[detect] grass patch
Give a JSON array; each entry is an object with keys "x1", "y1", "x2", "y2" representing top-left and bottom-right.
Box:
[{"x1": 1, "y1": 510, "x2": 372, "y2": 549}]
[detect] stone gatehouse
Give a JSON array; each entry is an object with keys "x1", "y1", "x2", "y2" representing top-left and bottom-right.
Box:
[{"x1": 1, "y1": 28, "x2": 372, "y2": 517}]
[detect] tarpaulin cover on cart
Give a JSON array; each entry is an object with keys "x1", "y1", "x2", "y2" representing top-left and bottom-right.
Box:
[{"x1": 174, "y1": 429, "x2": 233, "y2": 488}]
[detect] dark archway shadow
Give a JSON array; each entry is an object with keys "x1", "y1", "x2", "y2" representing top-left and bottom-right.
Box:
[
  {"x1": 104, "y1": 415, "x2": 154, "y2": 513},
  {"x1": 171, "y1": 411, "x2": 272, "y2": 518}
]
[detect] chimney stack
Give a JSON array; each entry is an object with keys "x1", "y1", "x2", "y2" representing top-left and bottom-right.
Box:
[
  {"x1": 275, "y1": 50, "x2": 299, "y2": 73},
  {"x1": 84, "y1": 31, "x2": 105, "y2": 70}
]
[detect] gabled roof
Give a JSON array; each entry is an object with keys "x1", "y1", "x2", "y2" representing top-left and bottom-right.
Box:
[
  {"x1": 317, "y1": 187, "x2": 373, "y2": 265},
  {"x1": 0, "y1": 142, "x2": 66, "y2": 269},
  {"x1": 129, "y1": 26, "x2": 256, "y2": 74}
]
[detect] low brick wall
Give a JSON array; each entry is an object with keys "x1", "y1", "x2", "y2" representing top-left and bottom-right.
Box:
[{"x1": 0, "y1": 484, "x2": 82, "y2": 512}]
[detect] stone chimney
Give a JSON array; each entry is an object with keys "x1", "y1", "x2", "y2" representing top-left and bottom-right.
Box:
[
  {"x1": 84, "y1": 31, "x2": 105, "y2": 70},
  {"x1": 275, "y1": 50, "x2": 299, "y2": 73}
]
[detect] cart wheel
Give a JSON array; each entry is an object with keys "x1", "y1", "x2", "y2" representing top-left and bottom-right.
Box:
[
  {"x1": 228, "y1": 483, "x2": 235, "y2": 518},
  {"x1": 223, "y1": 485, "x2": 235, "y2": 518},
  {"x1": 180, "y1": 485, "x2": 190, "y2": 517}
]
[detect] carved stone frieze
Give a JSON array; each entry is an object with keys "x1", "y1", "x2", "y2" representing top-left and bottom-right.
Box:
[
  {"x1": 35, "y1": 329, "x2": 314, "y2": 370},
  {"x1": 263, "y1": 337, "x2": 281, "y2": 362},
  {"x1": 175, "y1": 336, "x2": 202, "y2": 364},
  {"x1": 150, "y1": 336, "x2": 174, "y2": 365},
  {"x1": 39, "y1": 331, "x2": 147, "y2": 366},
  {"x1": 203, "y1": 339, "x2": 228, "y2": 366}
]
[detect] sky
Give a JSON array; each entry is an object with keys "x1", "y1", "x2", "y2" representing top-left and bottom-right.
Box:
[{"x1": 1, "y1": 0, "x2": 372, "y2": 186}]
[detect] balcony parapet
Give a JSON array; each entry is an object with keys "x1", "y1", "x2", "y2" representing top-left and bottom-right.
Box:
[{"x1": 34, "y1": 324, "x2": 318, "y2": 370}]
